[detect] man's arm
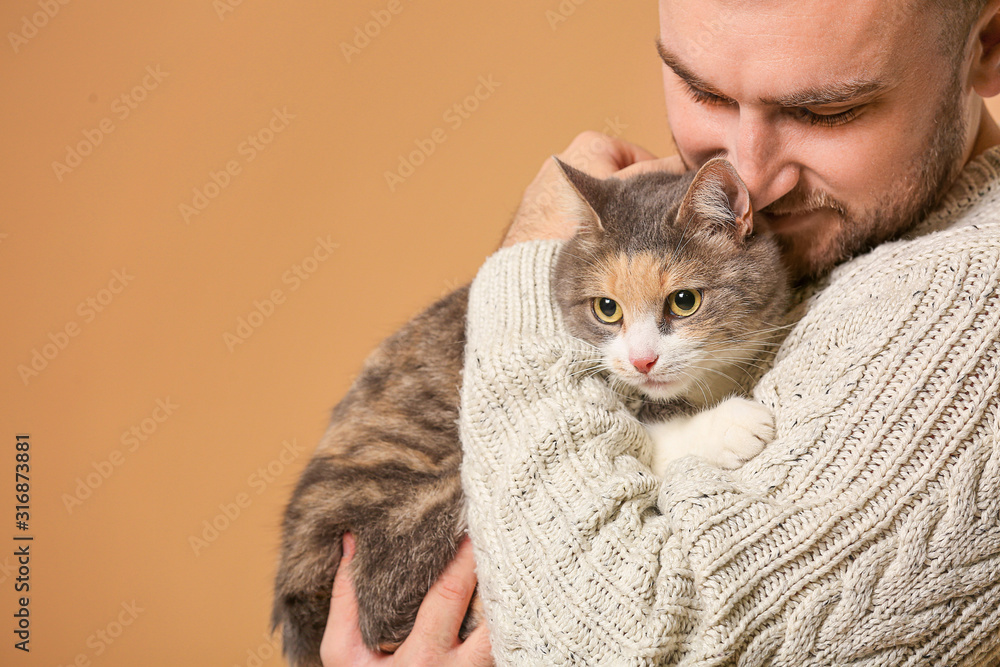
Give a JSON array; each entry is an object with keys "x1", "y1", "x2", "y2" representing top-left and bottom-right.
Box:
[
  {"x1": 460, "y1": 205, "x2": 1000, "y2": 663},
  {"x1": 460, "y1": 238, "x2": 692, "y2": 665}
]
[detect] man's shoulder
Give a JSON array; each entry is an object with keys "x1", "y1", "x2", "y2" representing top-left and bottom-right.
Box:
[
  {"x1": 765, "y1": 217, "x2": 1000, "y2": 395},
  {"x1": 831, "y1": 213, "x2": 1000, "y2": 294},
  {"x1": 902, "y1": 147, "x2": 1000, "y2": 240}
]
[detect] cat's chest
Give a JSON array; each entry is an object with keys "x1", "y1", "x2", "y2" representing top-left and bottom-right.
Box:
[{"x1": 635, "y1": 399, "x2": 690, "y2": 424}]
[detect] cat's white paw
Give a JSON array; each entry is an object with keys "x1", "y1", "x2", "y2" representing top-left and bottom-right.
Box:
[
  {"x1": 697, "y1": 396, "x2": 773, "y2": 469},
  {"x1": 645, "y1": 396, "x2": 773, "y2": 474}
]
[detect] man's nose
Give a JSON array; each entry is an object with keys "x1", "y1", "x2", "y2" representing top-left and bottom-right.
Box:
[{"x1": 724, "y1": 111, "x2": 799, "y2": 211}]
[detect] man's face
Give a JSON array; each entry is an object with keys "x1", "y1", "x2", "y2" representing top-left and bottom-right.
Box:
[{"x1": 659, "y1": 0, "x2": 977, "y2": 280}]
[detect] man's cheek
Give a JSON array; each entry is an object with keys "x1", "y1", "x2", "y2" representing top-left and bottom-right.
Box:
[{"x1": 800, "y1": 126, "x2": 893, "y2": 204}]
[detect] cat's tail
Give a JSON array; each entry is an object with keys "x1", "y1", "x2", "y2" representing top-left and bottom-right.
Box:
[{"x1": 271, "y1": 455, "x2": 347, "y2": 667}]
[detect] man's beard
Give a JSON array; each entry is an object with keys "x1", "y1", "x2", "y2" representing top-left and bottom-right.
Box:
[{"x1": 763, "y1": 76, "x2": 969, "y2": 282}]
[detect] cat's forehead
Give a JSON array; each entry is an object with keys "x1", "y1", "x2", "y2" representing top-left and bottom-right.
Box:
[{"x1": 589, "y1": 251, "x2": 701, "y2": 306}]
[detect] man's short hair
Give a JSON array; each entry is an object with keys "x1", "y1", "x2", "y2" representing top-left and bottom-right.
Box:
[{"x1": 926, "y1": 0, "x2": 990, "y2": 62}]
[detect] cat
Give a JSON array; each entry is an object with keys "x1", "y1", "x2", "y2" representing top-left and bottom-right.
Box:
[
  {"x1": 552, "y1": 157, "x2": 788, "y2": 475},
  {"x1": 271, "y1": 156, "x2": 789, "y2": 666}
]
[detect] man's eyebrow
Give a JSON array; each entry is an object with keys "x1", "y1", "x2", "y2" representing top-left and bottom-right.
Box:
[
  {"x1": 654, "y1": 37, "x2": 889, "y2": 107},
  {"x1": 762, "y1": 79, "x2": 889, "y2": 107},
  {"x1": 655, "y1": 37, "x2": 732, "y2": 100}
]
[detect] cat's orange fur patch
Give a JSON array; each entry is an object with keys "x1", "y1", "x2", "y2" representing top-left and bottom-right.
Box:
[{"x1": 598, "y1": 253, "x2": 677, "y2": 326}]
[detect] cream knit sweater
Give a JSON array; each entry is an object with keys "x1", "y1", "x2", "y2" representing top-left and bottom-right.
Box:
[{"x1": 458, "y1": 147, "x2": 1000, "y2": 666}]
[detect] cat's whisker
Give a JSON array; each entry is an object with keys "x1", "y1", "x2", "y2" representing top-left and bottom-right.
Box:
[
  {"x1": 668, "y1": 229, "x2": 697, "y2": 268},
  {"x1": 698, "y1": 357, "x2": 769, "y2": 374},
  {"x1": 698, "y1": 363, "x2": 756, "y2": 385},
  {"x1": 566, "y1": 346, "x2": 604, "y2": 358},
  {"x1": 566, "y1": 354, "x2": 606, "y2": 368},
  {"x1": 756, "y1": 321, "x2": 798, "y2": 331},
  {"x1": 699, "y1": 347, "x2": 776, "y2": 361},
  {"x1": 689, "y1": 364, "x2": 744, "y2": 388},
  {"x1": 569, "y1": 346, "x2": 604, "y2": 358},
  {"x1": 746, "y1": 325, "x2": 798, "y2": 337},
  {"x1": 566, "y1": 366, "x2": 607, "y2": 380},
  {"x1": 692, "y1": 352, "x2": 759, "y2": 373},
  {"x1": 557, "y1": 249, "x2": 607, "y2": 274},
  {"x1": 676, "y1": 370, "x2": 712, "y2": 406},
  {"x1": 604, "y1": 377, "x2": 640, "y2": 402},
  {"x1": 706, "y1": 350, "x2": 776, "y2": 362},
  {"x1": 666, "y1": 203, "x2": 700, "y2": 268},
  {"x1": 700, "y1": 350, "x2": 773, "y2": 363},
  {"x1": 704, "y1": 340, "x2": 780, "y2": 352}
]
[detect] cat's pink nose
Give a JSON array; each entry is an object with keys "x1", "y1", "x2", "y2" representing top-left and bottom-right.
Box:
[{"x1": 630, "y1": 354, "x2": 658, "y2": 374}]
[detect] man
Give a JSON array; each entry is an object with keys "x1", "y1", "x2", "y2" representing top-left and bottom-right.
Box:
[{"x1": 323, "y1": 0, "x2": 1000, "y2": 664}]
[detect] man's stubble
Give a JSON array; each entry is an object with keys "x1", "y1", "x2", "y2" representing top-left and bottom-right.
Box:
[{"x1": 770, "y1": 72, "x2": 969, "y2": 280}]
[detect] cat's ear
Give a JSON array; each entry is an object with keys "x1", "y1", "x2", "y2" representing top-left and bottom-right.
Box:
[
  {"x1": 678, "y1": 158, "x2": 753, "y2": 240},
  {"x1": 551, "y1": 156, "x2": 608, "y2": 233}
]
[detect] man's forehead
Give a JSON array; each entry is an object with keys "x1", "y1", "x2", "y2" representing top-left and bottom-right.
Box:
[
  {"x1": 657, "y1": 0, "x2": 927, "y2": 102},
  {"x1": 655, "y1": 37, "x2": 892, "y2": 108},
  {"x1": 658, "y1": 0, "x2": 922, "y2": 36}
]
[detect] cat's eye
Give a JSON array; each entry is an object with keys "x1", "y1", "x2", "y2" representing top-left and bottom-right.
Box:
[
  {"x1": 668, "y1": 289, "x2": 702, "y2": 317},
  {"x1": 592, "y1": 297, "x2": 623, "y2": 324}
]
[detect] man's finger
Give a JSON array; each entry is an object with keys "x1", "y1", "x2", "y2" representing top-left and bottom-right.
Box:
[
  {"x1": 615, "y1": 153, "x2": 688, "y2": 179},
  {"x1": 320, "y1": 532, "x2": 368, "y2": 665},
  {"x1": 409, "y1": 536, "x2": 478, "y2": 651},
  {"x1": 458, "y1": 623, "x2": 494, "y2": 667},
  {"x1": 607, "y1": 138, "x2": 661, "y2": 172},
  {"x1": 560, "y1": 132, "x2": 659, "y2": 177}
]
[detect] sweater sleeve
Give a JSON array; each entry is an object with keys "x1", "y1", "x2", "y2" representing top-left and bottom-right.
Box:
[
  {"x1": 459, "y1": 229, "x2": 1000, "y2": 666},
  {"x1": 458, "y1": 240, "x2": 696, "y2": 665}
]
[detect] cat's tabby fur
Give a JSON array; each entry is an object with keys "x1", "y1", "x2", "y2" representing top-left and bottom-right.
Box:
[{"x1": 272, "y1": 157, "x2": 787, "y2": 666}]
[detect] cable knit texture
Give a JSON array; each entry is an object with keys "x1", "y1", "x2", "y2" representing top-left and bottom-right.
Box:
[{"x1": 459, "y1": 147, "x2": 1000, "y2": 666}]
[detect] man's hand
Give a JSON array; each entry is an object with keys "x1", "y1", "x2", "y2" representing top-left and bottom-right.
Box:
[
  {"x1": 500, "y1": 131, "x2": 686, "y2": 248},
  {"x1": 320, "y1": 533, "x2": 493, "y2": 667}
]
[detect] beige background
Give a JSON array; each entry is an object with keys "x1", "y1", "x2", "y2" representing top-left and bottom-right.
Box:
[{"x1": 2, "y1": 2, "x2": 997, "y2": 666}]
